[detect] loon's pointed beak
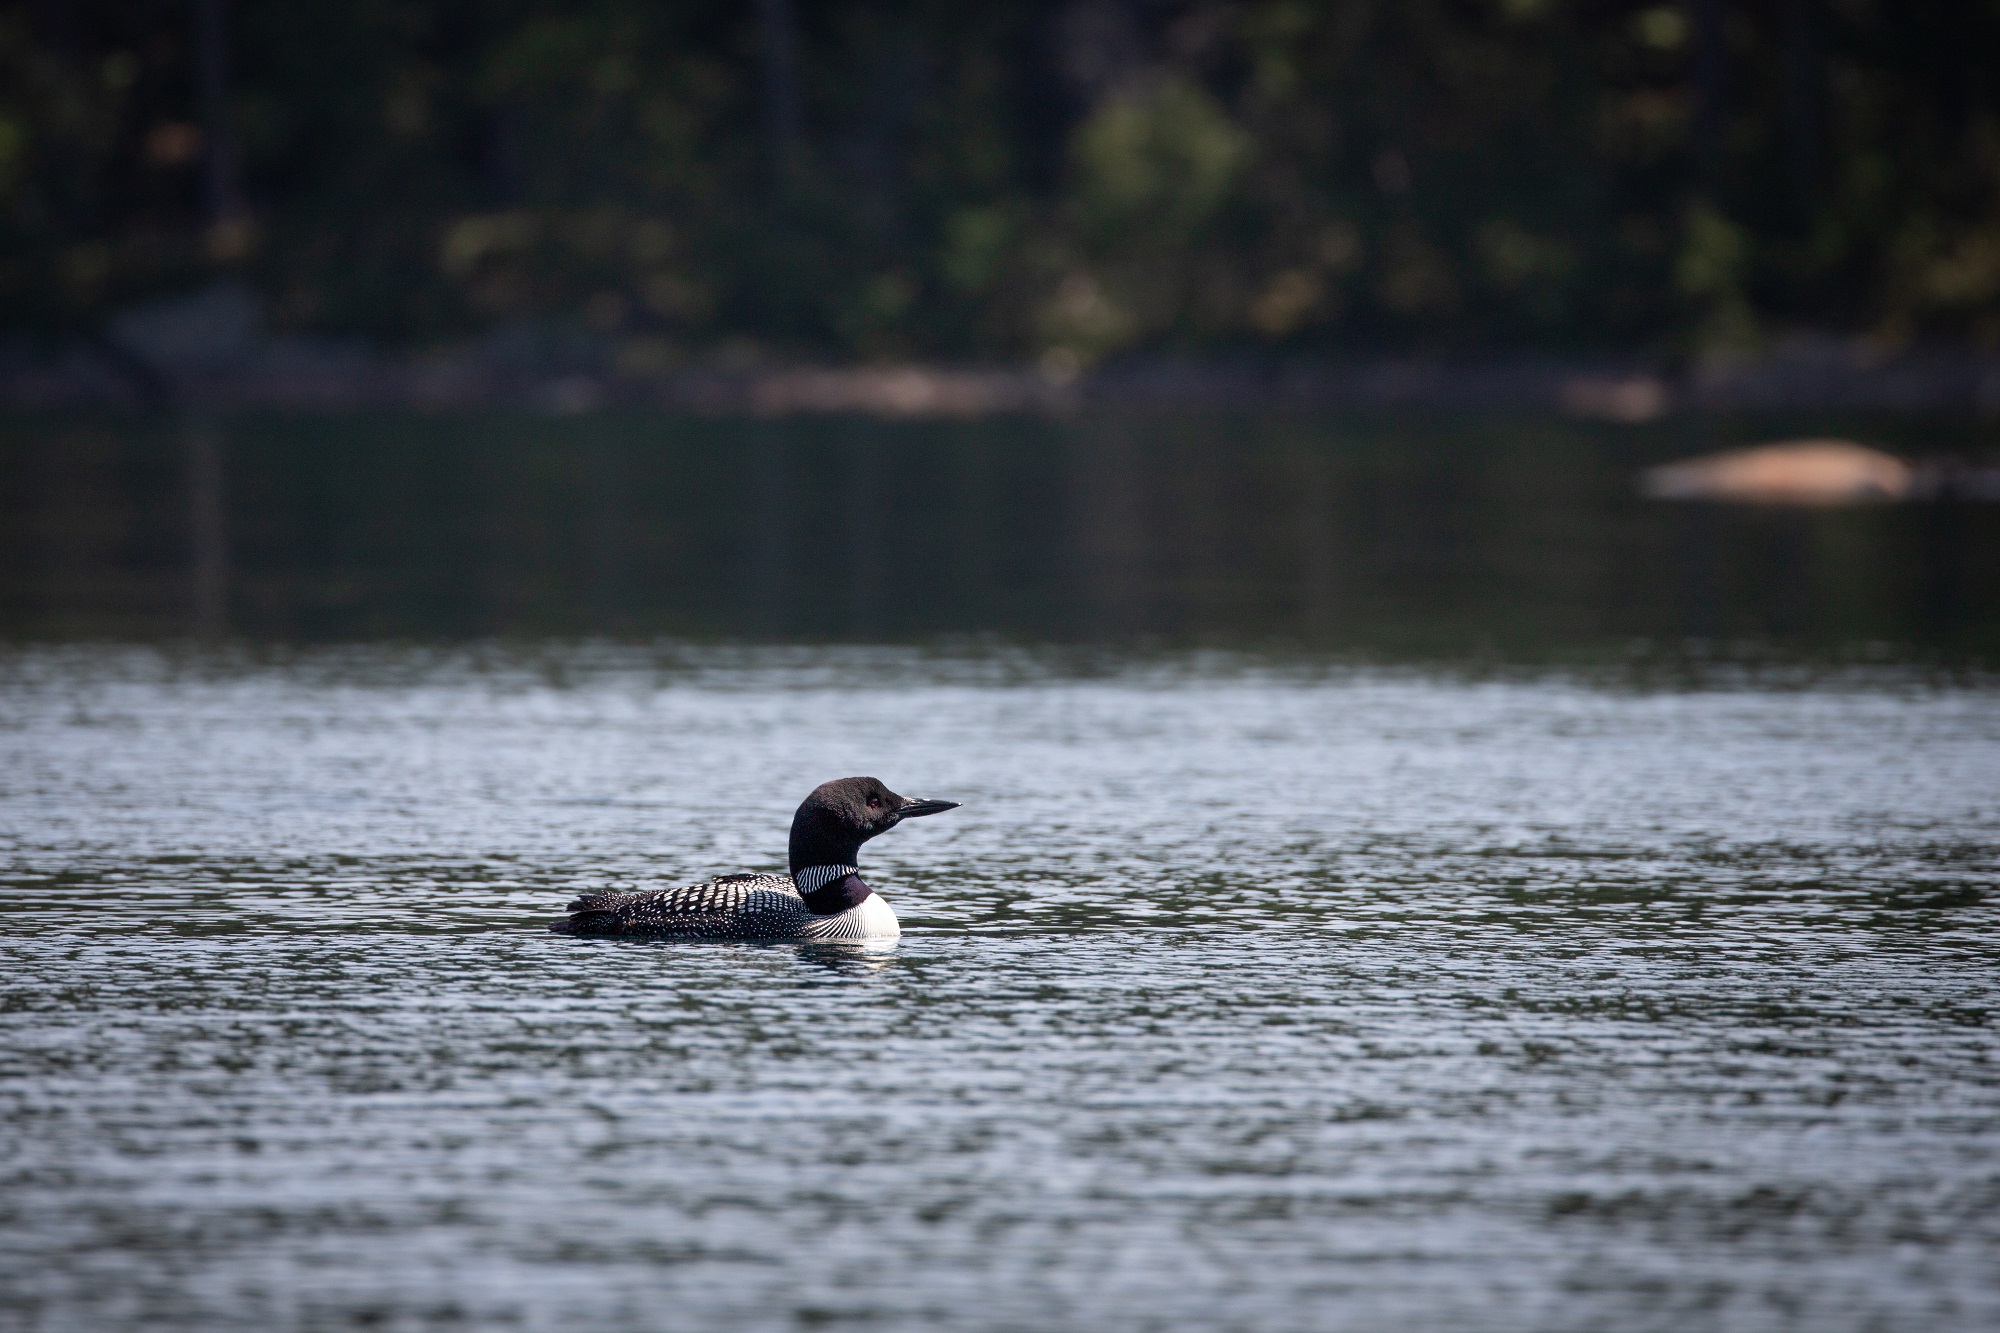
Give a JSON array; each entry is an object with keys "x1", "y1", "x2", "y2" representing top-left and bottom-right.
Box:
[{"x1": 897, "y1": 797, "x2": 960, "y2": 819}]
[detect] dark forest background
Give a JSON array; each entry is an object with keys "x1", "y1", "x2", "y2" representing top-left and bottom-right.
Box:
[{"x1": 2, "y1": 0, "x2": 1998, "y2": 368}]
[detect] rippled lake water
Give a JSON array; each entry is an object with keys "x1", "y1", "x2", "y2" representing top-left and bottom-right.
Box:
[{"x1": 2, "y1": 643, "x2": 1996, "y2": 1331}]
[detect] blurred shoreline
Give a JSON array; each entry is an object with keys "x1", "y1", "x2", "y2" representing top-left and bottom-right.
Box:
[
  {"x1": 4, "y1": 285, "x2": 1998, "y2": 421},
  {"x1": 8, "y1": 343, "x2": 2000, "y2": 422}
]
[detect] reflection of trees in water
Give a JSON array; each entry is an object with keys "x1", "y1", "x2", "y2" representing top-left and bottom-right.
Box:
[
  {"x1": 840, "y1": 423, "x2": 884, "y2": 638},
  {"x1": 184, "y1": 415, "x2": 228, "y2": 639},
  {"x1": 1070, "y1": 419, "x2": 1150, "y2": 638},
  {"x1": 1288, "y1": 438, "x2": 1341, "y2": 639},
  {"x1": 748, "y1": 430, "x2": 791, "y2": 638},
  {"x1": 0, "y1": 414, "x2": 1992, "y2": 656}
]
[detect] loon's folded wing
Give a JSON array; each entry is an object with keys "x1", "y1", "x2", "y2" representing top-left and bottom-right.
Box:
[{"x1": 550, "y1": 874, "x2": 800, "y2": 938}]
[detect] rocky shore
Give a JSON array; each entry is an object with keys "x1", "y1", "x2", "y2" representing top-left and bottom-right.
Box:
[{"x1": 5, "y1": 284, "x2": 1998, "y2": 421}]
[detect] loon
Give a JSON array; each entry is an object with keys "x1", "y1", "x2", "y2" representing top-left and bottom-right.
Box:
[{"x1": 549, "y1": 776, "x2": 958, "y2": 941}]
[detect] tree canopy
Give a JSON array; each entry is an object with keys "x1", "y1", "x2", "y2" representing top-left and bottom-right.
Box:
[{"x1": 2, "y1": 0, "x2": 1997, "y2": 364}]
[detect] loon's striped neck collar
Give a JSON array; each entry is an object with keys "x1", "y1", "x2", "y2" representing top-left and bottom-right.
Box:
[
  {"x1": 794, "y1": 863, "x2": 871, "y2": 915},
  {"x1": 794, "y1": 864, "x2": 857, "y2": 895}
]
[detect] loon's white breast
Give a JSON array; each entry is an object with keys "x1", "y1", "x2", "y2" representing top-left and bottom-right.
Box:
[{"x1": 808, "y1": 890, "x2": 901, "y2": 941}]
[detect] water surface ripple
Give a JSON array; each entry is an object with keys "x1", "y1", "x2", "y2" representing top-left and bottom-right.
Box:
[{"x1": 1, "y1": 645, "x2": 1996, "y2": 1331}]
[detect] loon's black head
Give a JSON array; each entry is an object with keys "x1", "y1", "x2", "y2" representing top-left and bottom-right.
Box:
[{"x1": 788, "y1": 777, "x2": 959, "y2": 873}]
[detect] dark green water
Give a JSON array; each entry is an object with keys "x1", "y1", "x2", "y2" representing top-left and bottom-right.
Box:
[
  {"x1": 3, "y1": 411, "x2": 1996, "y2": 654},
  {"x1": 1, "y1": 643, "x2": 1996, "y2": 1330}
]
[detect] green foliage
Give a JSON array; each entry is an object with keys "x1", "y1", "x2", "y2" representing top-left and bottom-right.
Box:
[{"x1": 0, "y1": 0, "x2": 1997, "y2": 359}]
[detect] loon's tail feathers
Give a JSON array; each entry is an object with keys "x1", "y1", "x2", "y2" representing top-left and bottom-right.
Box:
[{"x1": 549, "y1": 890, "x2": 631, "y2": 936}]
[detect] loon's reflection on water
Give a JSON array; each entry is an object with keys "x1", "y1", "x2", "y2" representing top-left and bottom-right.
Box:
[
  {"x1": 571, "y1": 934, "x2": 903, "y2": 973},
  {"x1": 793, "y1": 938, "x2": 903, "y2": 975},
  {"x1": 0, "y1": 643, "x2": 1995, "y2": 1331}
]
